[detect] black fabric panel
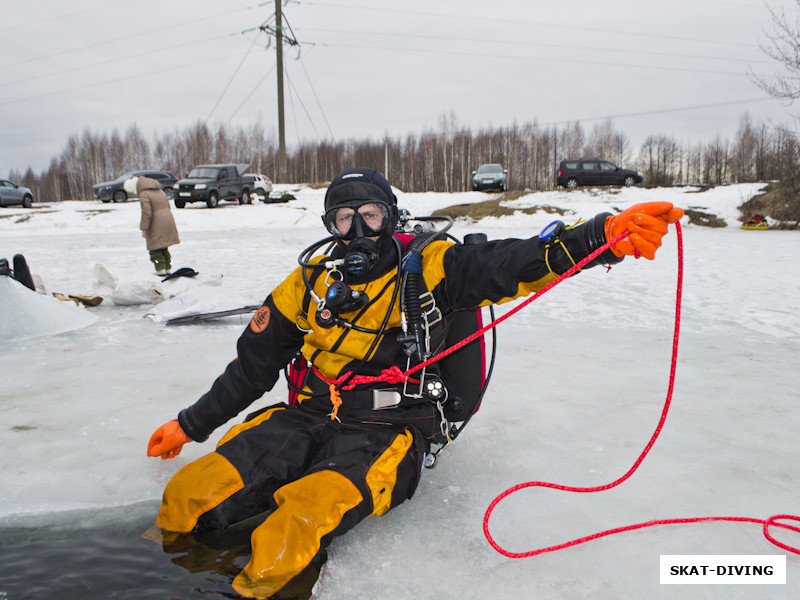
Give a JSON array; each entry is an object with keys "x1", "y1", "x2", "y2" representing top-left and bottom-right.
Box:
[
  {"x1": 199, "y1": 403, "x2": 431, "y2": 531},
  {"x1": 438, "y1": 309, "x2": 484, "y2": 421},
  {"x1": 439, "y1": 216, "x2": 621, "y2": 310}
]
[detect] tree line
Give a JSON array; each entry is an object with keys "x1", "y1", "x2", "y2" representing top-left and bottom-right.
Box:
[{"x1": 7, "y1": 111, "x2": 799, "y2": 203}]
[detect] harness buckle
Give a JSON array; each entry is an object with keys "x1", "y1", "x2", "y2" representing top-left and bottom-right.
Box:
[{"x1": 372, "y1": 388, "x2": 402, "y2": 410}]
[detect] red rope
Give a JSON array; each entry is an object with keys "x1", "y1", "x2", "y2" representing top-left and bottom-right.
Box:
[
  {"x1": 482, "y1": 223, "x2": 800, "y2": 558},
  {"x1": 312, "y1": 364, "x2": 415, "y2": 390},
  {"x1": 403, "y1": 231, "x2": 634, "y2": 378},
  {"x1": 314, "y1": 231, "x2": 631, "y2": 390}
]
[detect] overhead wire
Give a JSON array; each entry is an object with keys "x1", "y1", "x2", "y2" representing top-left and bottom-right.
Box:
[
  {"x1": 297, "y1": 50, "x2": 335, "y2": 140},
  {"x1": 205, "y1": 31, "x2": 264, "y2": 123},
  {"x1": 0, "y1": 1, "x2": 782, "y2": 152},
  {"x1": 223, "y1": 63, "x2": 277, "y2": 127},
  {"x1": 541, "y1": 96, "x2": 777, "y2": 128},
  {"x1": 0, "y1": 2, "x2": 267, "y2": 71},
  {"x1": 1, "y1": 1, "x2": 769, "y2": 119},
  {"x1": 302, "y1": 1, "x2": 762, "y2": 49},
  {"x1": 0, "y1": 0, "x2": 149, "y2": 34},
  {"x1": 284, "y1": 11, "x2": 335, "y2": 143},
  {"x1": 0, "y1": 52, "x2": 248, "y2": 107},
  {"x1": 0, "y1": 32, "x2": 244, "y2": 89},
  {"x1": 297, "y1": 27, "x2": 773, "y2": 67},
  {"x1": 303, "y1": 41, "x2": 750, "y2": 77},
  {"x1": 284, "y1": 62, "x2": 324, "y2": 142}
]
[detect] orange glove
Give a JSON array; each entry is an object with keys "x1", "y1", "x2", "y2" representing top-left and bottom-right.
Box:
[
  {"x1": 604, "y1": 202, "x2": 684, "y2": 260},
  {"x1": 147, "y1": 419, "x2": 191, "y2": 460}
]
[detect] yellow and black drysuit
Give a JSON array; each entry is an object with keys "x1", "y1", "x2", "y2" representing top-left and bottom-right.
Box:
[{"x1": 154, "y1": 211, "x2": 622, "y2": 598}]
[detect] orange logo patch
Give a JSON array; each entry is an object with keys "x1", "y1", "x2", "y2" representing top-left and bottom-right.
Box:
[{"x1": 250, "y1": 306, "x2": 271, "y2": 333}]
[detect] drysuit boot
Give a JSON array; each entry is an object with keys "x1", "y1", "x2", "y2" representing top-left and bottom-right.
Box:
[{"x1": 12, "y1": 255, "x2": 35, "y2": 291}]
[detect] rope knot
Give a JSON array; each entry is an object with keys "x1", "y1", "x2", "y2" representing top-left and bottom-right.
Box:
[{"x1": 380, "y1": 365, "x2": 407, "y2": 384}]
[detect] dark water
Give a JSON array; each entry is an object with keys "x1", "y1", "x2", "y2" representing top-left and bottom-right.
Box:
[{"x1": 0, "y1": 502, "x2": 259, "y2": 600}]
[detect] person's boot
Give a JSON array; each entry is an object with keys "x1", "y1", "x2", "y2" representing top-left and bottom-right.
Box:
[{"x1": 13, "y1": 254, "x2": 36, "y2": 290}]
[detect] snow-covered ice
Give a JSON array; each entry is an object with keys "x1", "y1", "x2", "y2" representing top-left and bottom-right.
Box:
[{"x1": 1, "y1": 183, "x2": 798, "y2": 599}]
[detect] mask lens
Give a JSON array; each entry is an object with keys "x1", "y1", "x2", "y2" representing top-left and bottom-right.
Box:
[{"x1": 325, "y1": 202, "x2": 389, "y2": 239}]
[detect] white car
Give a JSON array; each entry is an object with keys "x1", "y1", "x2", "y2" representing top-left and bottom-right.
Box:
[{"x1": 246, "y1": 173, "x2": 273, "y2": 200}]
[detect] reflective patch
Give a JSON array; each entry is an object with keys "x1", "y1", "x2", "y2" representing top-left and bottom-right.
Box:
[
  {"x1": 250, "y1": 306, "x2": 271, "y2": 333},
  {"x1": 155, "y1": 452, "x2": 244, "y2": 533}
]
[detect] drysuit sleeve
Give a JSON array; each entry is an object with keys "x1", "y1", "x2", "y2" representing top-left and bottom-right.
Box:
[
  {"x1": 433, "y1": 212, "x2": 623, "y2": 310},
  {"x1": 177, "y1": 277, "x2": 307, "y2": 442}
]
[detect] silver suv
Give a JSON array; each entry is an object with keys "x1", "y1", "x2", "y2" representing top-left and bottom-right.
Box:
[
  {"x1": 471, "y1": 164, "x2": 508, "y2": 191},
  {"x1": 0, "y1": 179, "x2": 34, "y2": 208}
]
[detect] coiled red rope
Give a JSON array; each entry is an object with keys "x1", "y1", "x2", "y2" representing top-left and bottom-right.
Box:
[{"x1": 482, "y1": 223, "x2": 800, "y2": 558}]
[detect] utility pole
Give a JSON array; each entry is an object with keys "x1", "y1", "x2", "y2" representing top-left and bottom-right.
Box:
[
  {"x1": 384, "y1": 136, "x2": 389, "y2": 179},
  {"x1": 259, "y1": 3, "x2": 297, "y2": 184},
  {"x1": 275, "y1": 0, "x2": 287, "y2": 183}
]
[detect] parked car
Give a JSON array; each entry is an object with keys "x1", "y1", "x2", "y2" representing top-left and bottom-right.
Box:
[
  {"x1": 471, "y1": 164, "x2": 508, "y2": 191},
  {"x1": 245, "y1": 173, "x2": 274, "y2": 200},
  {"x1": 174, "y1": 164, "x2": 252, "y2": 208},
  {"x1": 0, "y1": 179, "x2": 34, "y2": 208},
  {"x1": 557, "y1": 158, "x2": 643, "y2": 189},
  {"x1": 91, "y1": 170, "x2": 178, "y2": 203}
]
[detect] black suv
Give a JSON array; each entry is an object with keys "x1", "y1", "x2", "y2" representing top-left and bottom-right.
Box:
[
  {"x1": 91, "y1": 170, "x2": 178, "y2": 203},
  {"x1": 557, "y1": 158, "x2": 643, "y2": 189}
]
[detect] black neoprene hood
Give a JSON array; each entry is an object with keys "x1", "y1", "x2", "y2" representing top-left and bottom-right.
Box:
[{"x1": 324, "y1": 168, "x2": 397, "y2": 212}]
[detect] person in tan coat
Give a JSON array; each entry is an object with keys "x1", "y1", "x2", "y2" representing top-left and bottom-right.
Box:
[{"x1": 129, "y1": 176, "x2": 181, "y2": 275}]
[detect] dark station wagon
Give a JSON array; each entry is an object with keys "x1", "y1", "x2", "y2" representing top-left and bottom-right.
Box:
[
  {"x1": 91, "y1": 170, "x2": 178, "y2": 203},
  {"x1": 557, "y1": 158, "x2": 643, "y2": 189}
]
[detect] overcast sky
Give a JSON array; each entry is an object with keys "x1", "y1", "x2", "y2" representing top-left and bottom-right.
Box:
[{"x1": 0, "y1": 0, "x2": 796, "y2": 177}]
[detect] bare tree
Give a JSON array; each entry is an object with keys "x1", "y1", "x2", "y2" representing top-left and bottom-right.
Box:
[
  {"x1": 583, "y1": 119, "x2": 628, "y2": 164},
  {"x1": 752, "y1": 0, "x2": 800, "y2": 101}
]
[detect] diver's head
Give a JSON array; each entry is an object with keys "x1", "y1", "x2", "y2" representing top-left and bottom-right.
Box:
[
  {"x1": 322, "y1": 168, "x2": 399, "y2": 278},
  {"x1": 323, "y1": 168, "x2": 398, "y2": 242}
]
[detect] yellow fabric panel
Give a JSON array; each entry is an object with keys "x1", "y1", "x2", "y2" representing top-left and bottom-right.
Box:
[
  {"x1": 365, "y1": 430, "x2": 414, "y2": 516},
  {"x1": 155, "y1": 452, "x2": 244, "y2": 533},
  {"x1": 216, "y1": 405, "x2": 285, "y2": 447},
  {"x1": 419, "y1": 239, "x2": 452, "y2": 293},
  {"x1": 301, "y1": 266, "x2": 403, "y2": 379},
  {"x1": 270, "y1": 262, "x2": 318, "y2": 323},
  {"x1": 417, "y1": 238, "x2": 556, "y2": 307},
  {"x1": 232, "y1": 470, "x2": 363, "y2": 598}
]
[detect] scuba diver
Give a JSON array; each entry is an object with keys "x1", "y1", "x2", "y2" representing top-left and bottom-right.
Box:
[{"x1": 147, "y1": 167, "x2": 684, "y2": 599}]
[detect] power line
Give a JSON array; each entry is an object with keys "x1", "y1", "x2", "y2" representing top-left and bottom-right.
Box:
[
  {"x1": 297, "y1": 52, "x2": 335, "y2": 140},
  {"x1": 0, "y1": 3, "x2": 263, "y2": 71},
  {"x1": 303, "y1": 1, "x2": 761, "y2": 49},
  {"x1": 0, "y1": 32, "x2": 243, "y2": 89},
  {"x1": 298, "y1": 26, "x2": 772, "y2": 66},
  {"x1": 308, "y1": 41, "x2": 751, "y2": 77},
  {"x1": 284, "y1": 63, "x2": 323, "y2": 142},
  {"x1": 223, "y1": 65, "x2": 277, "y2": 127},
  {"x1": 206, "y1": 34, "x2": 264, "y2": 123},
  {"x1": 0, "y1": 0, "x2": 149, "y2": 34},
  {"x1": 543, "y1": 96, "x2": 777, "y2": 128},
  {"x1": 0, "y1": 52, "x2": 248, "y2": 107}
]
